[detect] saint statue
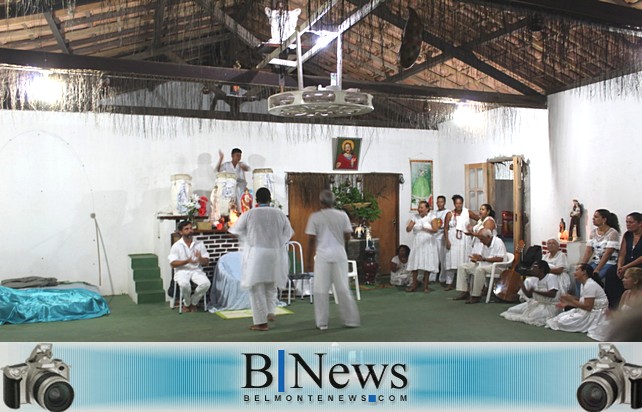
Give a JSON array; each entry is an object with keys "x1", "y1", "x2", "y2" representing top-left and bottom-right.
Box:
[{"x1": 241, "y1": 187, "x2": 253, "y2": 213}]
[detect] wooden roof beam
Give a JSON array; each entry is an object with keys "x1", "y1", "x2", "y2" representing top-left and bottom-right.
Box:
[
  {"x1": 195, "y1": 0, "x2": 262, "y2": 48},
  {"x1": 0, "y1": 47, "x2": 547, "y2": 108},
  {"x1": 43, "y1": 10, "x2": 70, "y2": 54},
  {"x1": 368, "y1": 4, "x2": 542, "y2": 96},
  {"x1": 151, "y1": 0, "x2": 167, "y2": 53},
  {"x1": 388, "y1": 17, "x2": 531, "y2": 82},
  {"x1": 459, "y1": 0, "x2": 642, "y2": 31},
  {"x1": 126, "y1": 33, "x2": 233, "y2": 61}
]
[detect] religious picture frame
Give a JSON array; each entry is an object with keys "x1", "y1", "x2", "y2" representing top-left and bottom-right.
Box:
[
  {"x1": 409, "y1": 159, "x2": 433, "y2": 210},
  {"x1": 333, "y1": 138, "x2": 361, "y2": 170}
]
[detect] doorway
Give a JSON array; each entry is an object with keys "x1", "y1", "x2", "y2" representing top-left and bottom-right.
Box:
[{"x1": 464, "y1": 155, "x2": 529, "y2": 251}]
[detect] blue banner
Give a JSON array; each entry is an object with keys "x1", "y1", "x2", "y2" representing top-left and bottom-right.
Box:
[{"x1": 1, "y1": 342, "x2": 640, "y2": 412}]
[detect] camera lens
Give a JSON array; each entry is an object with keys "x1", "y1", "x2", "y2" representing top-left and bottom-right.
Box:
[
  {"x1": 577, "y1": 372, "x2": 618, "y2": 412},
  {"x1": 32, "y1": 372, "x2": 74, "y2": 412}
]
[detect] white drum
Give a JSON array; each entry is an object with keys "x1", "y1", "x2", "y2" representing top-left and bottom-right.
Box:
[
  {"x1": 253, "y1": 168, "x2": 274, "y2": 195},
  {"x1": 170, "y1": 174, "x2": 192, "y2": 215},
  {"x1": 210, "y1": 172, "x2": 237, "y2": 220}
]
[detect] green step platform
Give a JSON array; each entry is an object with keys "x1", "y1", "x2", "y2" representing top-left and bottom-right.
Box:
[{"x1": 128, "y1": 254, "x2": 166, "y2": 304}]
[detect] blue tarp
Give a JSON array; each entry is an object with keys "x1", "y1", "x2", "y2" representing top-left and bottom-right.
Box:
[{"x1": 0, "y1": 285, "x2": 110, "y2": 325}]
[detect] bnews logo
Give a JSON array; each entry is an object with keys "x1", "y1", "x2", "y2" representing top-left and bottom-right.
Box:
[{"x1": 242, "y1": 350, "x2": 409, "y2": 404}]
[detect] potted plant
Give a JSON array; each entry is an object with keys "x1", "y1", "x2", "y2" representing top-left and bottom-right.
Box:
[{"x1": 331, "y1": 181, "x2": 381, "y2": 224}]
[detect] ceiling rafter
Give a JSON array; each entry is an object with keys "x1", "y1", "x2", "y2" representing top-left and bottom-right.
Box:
[
  {"x1": 0, "y1": 47, "x2": 547, "y2": 108},
  {"x1": 126, "y1": 33, "x2": 233, "y2": 61},
  {"x1": 460, "y1": 0, "x2": 642, "y2": 30},
  {"x1": 43, "y1": 10, "x2": 70, "y2": 54},
  {"x1": 194, "y1": 0, "x2": 262, "y2": 48},
  {"x1": 368, "y1": 3, "x2": 541, "y2": 96},
  {"x1": 388, "y1": 17, "x2": 531, "y2": 82},
  {"x1": 151, "y1": 0, "x2": 167, "y2": 53}
]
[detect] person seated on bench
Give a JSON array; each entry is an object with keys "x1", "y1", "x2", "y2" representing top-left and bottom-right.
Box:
[{"x1": 169, "y1": 221, "x2": 211, "y2": 312}]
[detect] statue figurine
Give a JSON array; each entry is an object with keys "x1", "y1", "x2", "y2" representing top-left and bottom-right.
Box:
[
  {"x1": 559, "y1": 218, "x2": 569, "y2": 241},
  {"x1": 569, "y1": 199, "x2": 583, "y2": 241},
  {"x1": 240, "y1": 188, "x2": 253, "y2": 214},
  {"x1": 264, "y1": 2, "x2": 301, "y2": 45}
]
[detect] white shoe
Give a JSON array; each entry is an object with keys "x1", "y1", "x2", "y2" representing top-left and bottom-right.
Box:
[{"x1": 318, "y1": 325, "x2": 328, "y2": 330}]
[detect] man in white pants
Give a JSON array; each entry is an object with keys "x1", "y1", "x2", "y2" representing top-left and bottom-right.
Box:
[
  {"x1": 229, "y1": 188, "x2": 293, "y2": 331},
  {"x1": 453, "y1": 228, "x2": 507, "y2": 304},
  {"x1": 306, "y1": 190, "x2": 360, "y2": 330},
  {"x1": 169, "y1": 221, "x2": 211, "y2": 312}
]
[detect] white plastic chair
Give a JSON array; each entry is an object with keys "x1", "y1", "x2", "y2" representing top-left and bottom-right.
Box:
[
  {"x1": 286, "y1": 241, "x2": 313, "y2": 305},
  {"x1": 170, "y1": 279, "x2": 208, "y2": 314},
  {"x1": 485, "y1": 252, "x2": 515, "y2": 303},
  {"x1": 332, "y1": 260, "x2": 361, "y2": 304}
]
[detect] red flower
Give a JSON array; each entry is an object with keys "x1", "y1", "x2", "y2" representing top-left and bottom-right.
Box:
[{"x1": 198, "y1": 196, "x2": 208, "y2": 216}]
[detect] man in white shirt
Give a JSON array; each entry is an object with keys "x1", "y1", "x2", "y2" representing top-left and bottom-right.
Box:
[
  {"x1": 216, "y1": 148, "x2": 250, "y2": 206},
  {"x1": 168, "y1": 221, "x2": 211, "y2": 312},
  {"x1": 228, "y1": 188, "x2": 293, "y2": 331},
  {"x1": 453, "y1": 228, "x2": 507, "y2": 304},
  {"x1": 306, "y1": 190, "x2": 360, "y2": 330}
]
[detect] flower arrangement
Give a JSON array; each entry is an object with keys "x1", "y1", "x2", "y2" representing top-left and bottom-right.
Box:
[{"x1": 180, "y1": 195, "x2": 209, "y2": 220}]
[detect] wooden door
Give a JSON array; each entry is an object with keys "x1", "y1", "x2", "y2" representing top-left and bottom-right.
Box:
[
  {"x1": 363, "y1": 173, "x2": 399, "y2": 274},
  {"x1": 287, "y1": 172, "x2": 399, "y2": 274},
  {"x1": 286, "y1": 173, "x2": 330, "y2": 272},
  {"x1": 464, "y1": 163, "x2": 490, "y2": 212}
]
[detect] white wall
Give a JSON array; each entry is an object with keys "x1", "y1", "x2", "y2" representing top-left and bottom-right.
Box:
[
  {"x1": 546, "y1": 74, "x2": 642, "y2": 236},
  {"x1": 0, "y1": 111, "x2": 437, "y2": 295},
  {"x1": 2, "y1": 73, "x2": 640, "y2": 296}
]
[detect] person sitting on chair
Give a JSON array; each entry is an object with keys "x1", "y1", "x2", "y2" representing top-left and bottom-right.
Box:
[
  {"x1": 453, "y1": 229, "x2": 507, "y2": 304},
  {"x1": 168, "y1": 221, "x2": 211, "y2": 312}
]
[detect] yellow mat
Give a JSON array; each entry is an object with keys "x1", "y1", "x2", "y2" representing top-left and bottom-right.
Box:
[{"x1": 215, "y1": 306, "x2": 294, "y2": 320}]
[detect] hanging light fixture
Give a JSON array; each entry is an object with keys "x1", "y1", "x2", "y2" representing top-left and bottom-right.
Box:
[{"x1": 268, "y1": 30, "x2": 373, "y2": 118}]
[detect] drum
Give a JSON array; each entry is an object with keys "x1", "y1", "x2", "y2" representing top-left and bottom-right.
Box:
[
  {"x1": 210, "y1": 172, "x2": 237, "y2": 220},
  {"x1": 253, "y1": 168, "x2": 274, "y2": 196},
  {"x1": 170, "y1": 174, "x2": 192, "y2": 215}
]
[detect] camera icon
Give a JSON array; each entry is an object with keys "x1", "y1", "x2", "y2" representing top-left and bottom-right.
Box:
[
  {"x1": 578, "y1": 343, "x2": 642, "y2": 411},
  {"x1": 3, "y1": 343, "x2": 74, "y2": 412}
]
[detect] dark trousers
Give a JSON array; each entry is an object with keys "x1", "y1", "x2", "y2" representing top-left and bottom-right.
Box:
[{"x1": 603, "y1": 265, "x2": 624, "y2": 310}]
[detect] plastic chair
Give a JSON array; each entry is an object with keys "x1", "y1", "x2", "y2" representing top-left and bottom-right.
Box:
[
  {"x1": 286, "y1": 241, "x2": 313, "y2": 305},
  {"x1": 170, "y1": 279, "x2": 208, "y2": 314},
  {"x1": 485, "y1": 252, "x2": 515, "y2": 303},
  {"x1": 332, "y1": 260, "x2": 361, "y2": 304}
]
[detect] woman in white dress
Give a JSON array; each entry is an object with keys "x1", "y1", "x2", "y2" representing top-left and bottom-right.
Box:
[
  {"x1": 390, "y1": 245, "x2": 411, "y2": 286},
  {"x1": 542, "y1": 238, "x2": 572, "y2": 294},
  {"x1": 546, "y1": 264, "x2": 609, "y2": 339},
  {"x1": 405, "y1": 200, "x2": 440, "y2": 292},
  {"x1": 466, "y1": 204, "x2": 497, "y2": 255},
  {"x1": 443, "y1": 195, "x2": 471, "y2": 291},
  {"x1": 587, "y1": 267, "x2": 642, "y2": 340},
  {"x1": 501, "y1": 260, "x2": 561, "y2": 326}
]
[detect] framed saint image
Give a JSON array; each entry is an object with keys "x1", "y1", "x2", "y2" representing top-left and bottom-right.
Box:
[
  {"x1": 333, "y1": 138, "x2": 361, "y2": 170},
  {"x1": 410, "y1": 159, "x2": 433, "y2": 210}
]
